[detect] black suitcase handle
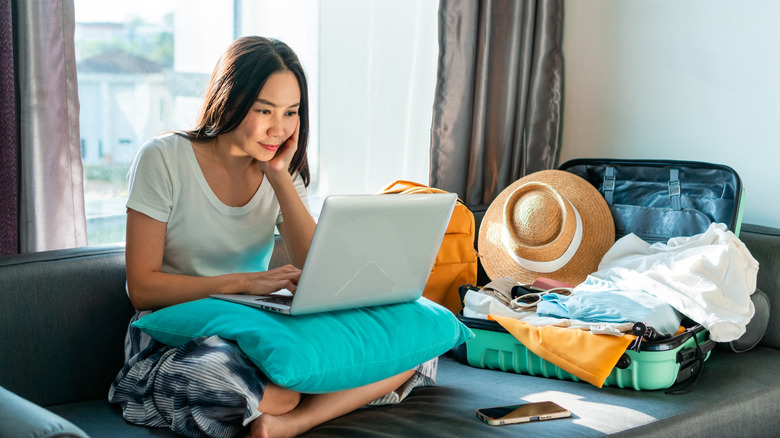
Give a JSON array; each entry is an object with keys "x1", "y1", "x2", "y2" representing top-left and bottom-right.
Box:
[{"x1": 667, "y1": 333, "x2": 716, "y2": 394}]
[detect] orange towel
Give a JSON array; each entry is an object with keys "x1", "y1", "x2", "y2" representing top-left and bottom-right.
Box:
[{"x1": 488, "y1": 315, "x2": 636, "y2": 388}]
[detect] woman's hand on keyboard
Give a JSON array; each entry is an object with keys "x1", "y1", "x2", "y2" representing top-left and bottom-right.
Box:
[{"x1": 243, "y1": 264, "x2": 301, "y2": 296}]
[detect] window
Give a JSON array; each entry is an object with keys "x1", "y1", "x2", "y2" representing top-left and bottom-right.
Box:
[{"x1": 75, "y1": 0, "x2": 438, "y2": 245}]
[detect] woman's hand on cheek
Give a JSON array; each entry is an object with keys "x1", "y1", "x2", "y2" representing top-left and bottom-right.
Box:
[
  {"x1": 260, "y1": 119, "x2": 299, "y2": 177},
  {"x1": 245, "y1": 264, "x2": 302, "y2": 295}
]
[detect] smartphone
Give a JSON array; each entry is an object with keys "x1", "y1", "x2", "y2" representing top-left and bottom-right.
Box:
[{"x1": 476, "y1": 401, "x2": 571, "y2": 426}]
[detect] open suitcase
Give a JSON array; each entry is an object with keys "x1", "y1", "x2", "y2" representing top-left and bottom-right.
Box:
[{"x1": 455, "y1": 159, "x2": 745, "y2": 391}]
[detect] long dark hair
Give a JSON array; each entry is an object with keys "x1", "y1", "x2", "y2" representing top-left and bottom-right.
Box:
[{"x1": 182, "y1": 36, "x2": 310, "y2": 186}]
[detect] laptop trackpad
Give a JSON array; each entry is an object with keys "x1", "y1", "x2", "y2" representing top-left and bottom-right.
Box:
[{"x1": 334, "y1": 261, "x2": 396, "y2": 299}]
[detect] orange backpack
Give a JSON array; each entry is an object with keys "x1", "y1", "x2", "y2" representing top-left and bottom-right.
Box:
[{"x1": 381, "y1": 180, "x2": 478, "y2": 313}]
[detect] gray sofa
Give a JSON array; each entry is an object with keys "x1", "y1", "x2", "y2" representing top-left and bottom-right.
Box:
[{"x1": 2, "y1": 223, "x2": 779, "y2": 437}]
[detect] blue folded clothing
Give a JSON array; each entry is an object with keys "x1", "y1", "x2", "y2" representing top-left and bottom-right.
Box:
[{"x1": 537, "y1": 278, "x2": 684, "y2": 336}]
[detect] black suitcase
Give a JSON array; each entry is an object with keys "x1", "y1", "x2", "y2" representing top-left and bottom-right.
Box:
[{"x1": 456, "y1": 159, "x2": 744, "y2": 391}]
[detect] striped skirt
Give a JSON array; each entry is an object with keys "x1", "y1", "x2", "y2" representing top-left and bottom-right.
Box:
[{"x1": 108, "y1": 314, "x2": 437, "y2": 438}]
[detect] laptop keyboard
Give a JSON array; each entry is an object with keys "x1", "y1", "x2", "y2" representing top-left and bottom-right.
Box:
[{"x1": 256, "y1": 295, "x2": 293, "y2": 305}]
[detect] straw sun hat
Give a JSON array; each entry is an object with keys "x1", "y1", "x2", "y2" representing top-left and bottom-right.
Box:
[{"x1": 478, "y1": 170, "x2": 615, "y2": 286}]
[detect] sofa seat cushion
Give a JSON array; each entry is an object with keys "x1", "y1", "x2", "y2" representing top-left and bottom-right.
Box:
[
  {"x1": 304, "y1": 349, "x2": 780, "y2": 437},
  {"x1": 48, "y1": 400, "x2": 177, "y2": 437},
  {"x1": 47, "y1": 346, "x2": 780, "y2": 437}
]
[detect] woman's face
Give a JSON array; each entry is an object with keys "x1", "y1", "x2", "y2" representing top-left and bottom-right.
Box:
[{"x1": 226, "y1": 70, "x2": 301, "y2": 161}]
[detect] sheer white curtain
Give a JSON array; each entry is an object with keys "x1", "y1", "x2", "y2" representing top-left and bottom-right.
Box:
[
  {"x1": 17, "y1": 0, "x2": 86, "y2": 252},
  {"x1": 315, "y1": 0, "x2": 438, "y2": 209}
]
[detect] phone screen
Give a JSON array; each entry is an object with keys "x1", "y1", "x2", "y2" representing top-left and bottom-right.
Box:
[{"x1": 477, "y1": 401, "x2": 570, "y2": 425}]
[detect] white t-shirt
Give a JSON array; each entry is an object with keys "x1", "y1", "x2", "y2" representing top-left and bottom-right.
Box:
[{"x1": 126, "y1": 132, "x2": 308, "y2": 277}]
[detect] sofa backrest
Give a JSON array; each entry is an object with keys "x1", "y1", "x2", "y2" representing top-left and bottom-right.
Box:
[
  {"x1": 0, "y1": 226, "x2": 777, "y2": 407},
  {"x1": 0, "y1": 236, "x2": 292, "y2": 407}
]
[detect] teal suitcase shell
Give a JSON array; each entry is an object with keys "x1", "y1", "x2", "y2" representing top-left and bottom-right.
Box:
[{"x1": 455, "y1": 308, "x2": 715, "y2": 391}]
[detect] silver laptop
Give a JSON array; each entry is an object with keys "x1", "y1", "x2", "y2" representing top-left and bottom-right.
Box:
[{"x1": 211, "y1": 192, "x2": 457, "y2": 315}]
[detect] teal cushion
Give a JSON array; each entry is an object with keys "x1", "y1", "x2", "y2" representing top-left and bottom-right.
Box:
[{"x1": 133, "y1": 297, "x2": 473, "y2": 393}]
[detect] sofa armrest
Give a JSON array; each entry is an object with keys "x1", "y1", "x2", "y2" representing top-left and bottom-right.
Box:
[
  {"x1": 0, "y1": 386, "x2": 88, "y2": 438},
  {"x1": 740, "y1": 224, "x2": 780, "y2": 349},
  {"x1": 0, "y1": 245, "x2": 132, "y2": 407}
]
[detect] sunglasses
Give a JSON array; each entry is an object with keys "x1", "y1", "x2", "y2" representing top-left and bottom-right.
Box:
[{"x1": 509, "y1": 285, "x2": 573, "y2": 310}]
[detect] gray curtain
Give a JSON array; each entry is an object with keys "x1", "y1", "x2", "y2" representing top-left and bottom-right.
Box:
[
  {"x1": 430, "y1": 0, "x2": 564, "y2": 209},
  {"x1": 0, "y1": 0, "x2": 18, "y2": 256},
  {"x1": 16, "y1": 0, "x2": 86, "y2": 252}
]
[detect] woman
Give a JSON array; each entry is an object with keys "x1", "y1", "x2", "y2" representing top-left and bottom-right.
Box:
[{"x1": 109, "y1": 36, "x2": 436, "y2": 438}]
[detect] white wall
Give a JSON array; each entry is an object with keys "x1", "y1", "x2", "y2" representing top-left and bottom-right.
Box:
[{"x1": 561, "y1": 0, "x2": 780, "y2": 228}]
